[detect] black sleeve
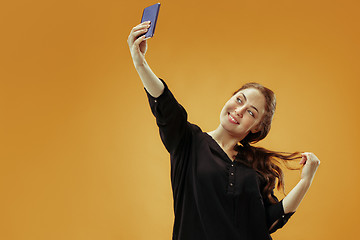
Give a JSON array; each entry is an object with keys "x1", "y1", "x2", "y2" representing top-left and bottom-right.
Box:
[
  {"x1": 145, "y1": 78, "x2": 192, "y2": 156},
  {"x1": 264, "y1": 192, "x2": 295, "y2": 234}
]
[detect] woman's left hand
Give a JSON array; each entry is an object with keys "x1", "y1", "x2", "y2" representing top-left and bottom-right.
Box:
[
  {"x1": 299, "y1": 152, "x2": 320, "y2": 184},
  {"x1": 282, "y1": 153, "x2": 320, "y2": 214}
]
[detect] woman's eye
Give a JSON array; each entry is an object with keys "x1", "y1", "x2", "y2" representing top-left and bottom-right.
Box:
[
  {"x1": 248, "y1": 110, "x2": 254, "y2": 117},
  {"x1": 236, "y1": 97, "x2": 242, "y2": 103}
]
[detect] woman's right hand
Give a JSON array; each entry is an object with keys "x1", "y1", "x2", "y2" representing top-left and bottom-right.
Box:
[{"x1": 127, "y1": 21, "x2": 151, "y2": 68}]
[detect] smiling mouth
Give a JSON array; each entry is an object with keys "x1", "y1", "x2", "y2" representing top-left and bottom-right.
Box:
[{"x1": 228, "y1": 113, "x2": 239, "y2": 124}]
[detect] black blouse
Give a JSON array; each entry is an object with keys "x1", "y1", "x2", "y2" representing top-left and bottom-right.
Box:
[{"x1": 145, "y1": 79, "x2": 294, "y2": 240}]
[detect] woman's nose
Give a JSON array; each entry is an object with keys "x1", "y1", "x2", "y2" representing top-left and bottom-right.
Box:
[{"x1": 234, "y1": 108, "x2": 244, "y2": 118}]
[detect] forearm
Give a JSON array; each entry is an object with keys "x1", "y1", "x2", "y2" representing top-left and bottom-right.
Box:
[
  {"x1": 282, "y1": 179, "x2": 311, "y2": 214},
  {"x1": 128, "y1": 22, "x2": 164, "y2": 97},
  {"x1": 135, "y1": 59, "x2": 164, "y2": 98}
]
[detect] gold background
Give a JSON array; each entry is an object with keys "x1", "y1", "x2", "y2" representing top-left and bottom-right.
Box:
[{"x1": 1, "y1": 0, "x2": 359, "y2": 239}]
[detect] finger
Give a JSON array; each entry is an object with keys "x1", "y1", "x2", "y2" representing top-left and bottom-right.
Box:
[
  {"x1": 131, "y1": 22, "x2": 151, "y2": 33},
  {"x1": 304, "y1": 152, "x2": 311, "y2": 159},
  {"x1": 305, "y1": 152, "x2": 320, "y2": 166},
  {"x1": 310, "y1": 153, "x2": 321, "y2": 166},
  {"x1": 128, "y1": 30, "x2": 145, "y2": 47},
  {"x1": 299, "y1": 156, "x2": 306, "y2": 165},
  {"x1": 128, "y1": 25, "x2": 150, "y2": 45},
  {"x1": 299, "y1": 152, "x2": 308, "y2": 165},
  {"x1": 133, "y1": 35, "x2": 147, "y2": 49},
  {"x1": 128, "y1": 22, "x2": 149, "y2": 39}
]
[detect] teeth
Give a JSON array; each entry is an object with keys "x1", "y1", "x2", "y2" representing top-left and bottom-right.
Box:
[{"x1": 229, "y1": 114, "x2": 238, "y2": 123}]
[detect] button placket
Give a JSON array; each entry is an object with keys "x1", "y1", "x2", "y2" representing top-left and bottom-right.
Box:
[{"x1": 227, "y1": 162, "x2": 236, "y2": 194}]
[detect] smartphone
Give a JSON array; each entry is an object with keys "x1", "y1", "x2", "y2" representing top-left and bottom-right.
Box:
[{"x1": 140, "y1": 3, "x2": 161, "y2": 38}]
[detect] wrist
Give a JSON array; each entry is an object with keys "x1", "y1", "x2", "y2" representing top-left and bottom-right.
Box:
[{"x1": 134, "y1": 59, "x2": 147, "y2": 70}]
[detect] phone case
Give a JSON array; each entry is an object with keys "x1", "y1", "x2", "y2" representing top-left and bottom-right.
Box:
[{"x1": 140, "y1": 3, "x2": 161, "y2": 38}]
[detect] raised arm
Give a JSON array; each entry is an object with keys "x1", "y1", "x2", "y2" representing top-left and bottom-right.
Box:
[
  {"x1": 127, "y1": 21, "x2": 164, "y2": 97},
  {"x1": 127, "y1": 22, "x2": 192, "y2": 156},
  {"x1": 282, "y1": 152, "x2": 320, "y2": 213}
]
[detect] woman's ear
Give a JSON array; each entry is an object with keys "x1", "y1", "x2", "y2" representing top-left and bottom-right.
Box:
[
  {"x1": 250, "y1": 128, "x2": 259, "y2": 134},
  {"x1": 250, "y1": 124, "x2": 261, "y2": 134}
]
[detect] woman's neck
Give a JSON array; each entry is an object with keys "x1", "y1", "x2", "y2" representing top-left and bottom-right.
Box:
[{"x1": 207, "y1": 125, "x2": 244, "y2": 160}]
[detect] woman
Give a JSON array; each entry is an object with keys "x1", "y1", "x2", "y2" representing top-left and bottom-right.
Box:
[{"x1": 127, "y1": 22, "x2": 320, "y2": 240}]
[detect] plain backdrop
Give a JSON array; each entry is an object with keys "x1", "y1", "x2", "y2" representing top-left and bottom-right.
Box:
[{"x1": 1, "y1": 0, "x2": 359, "y2": 239}]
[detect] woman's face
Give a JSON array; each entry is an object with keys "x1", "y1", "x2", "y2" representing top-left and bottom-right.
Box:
[{"x1": 220, "y1": 88, "x2": 266, "y2": 139}]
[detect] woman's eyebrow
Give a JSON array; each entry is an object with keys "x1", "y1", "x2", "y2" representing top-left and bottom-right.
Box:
[
  {"x1": 241, "y1": 93, "x2": 259, "y2": 113},
  {"x1": 240, "y1": 93, "x2": 247, "y2": 101}
]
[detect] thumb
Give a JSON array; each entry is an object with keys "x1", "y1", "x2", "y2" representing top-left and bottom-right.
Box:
[
  {"x1": 134, "y1": 35, "x2": 146, "y2": 49},
  {"x1": 299, "y1": 153, "x2": 307, "y2": 165}
]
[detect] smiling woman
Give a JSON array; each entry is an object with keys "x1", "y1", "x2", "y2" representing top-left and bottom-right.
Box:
[
  {"x1": 219, "y1": 87, "x2": 266, "y2": 142},
  {"x1": 127, "y1": 21, "x2": 320, "y2": 240}
]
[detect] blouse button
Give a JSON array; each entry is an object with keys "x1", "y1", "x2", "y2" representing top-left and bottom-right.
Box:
[
  {"x1": 231, "y1": 164, "x2": 234, "y2": 167},
  {"x1": 230, "y1": 172, "x2": 234, "y2": 176},
  {"x1": 154, "y1": 99, "x2": 157, "y2": 103},
  {"x1": 229, "y1": 183, "x2": 233, "y2": 187}
]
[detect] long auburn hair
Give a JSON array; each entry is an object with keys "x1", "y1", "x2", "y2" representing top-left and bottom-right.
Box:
[{"x1": 232, "y1": 83, "x2": 301, "y2": 204}]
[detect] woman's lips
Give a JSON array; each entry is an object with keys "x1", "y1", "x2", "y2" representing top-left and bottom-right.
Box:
[{"x1": 228, "y1": 113, "x2": 239, "y2": 124}]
